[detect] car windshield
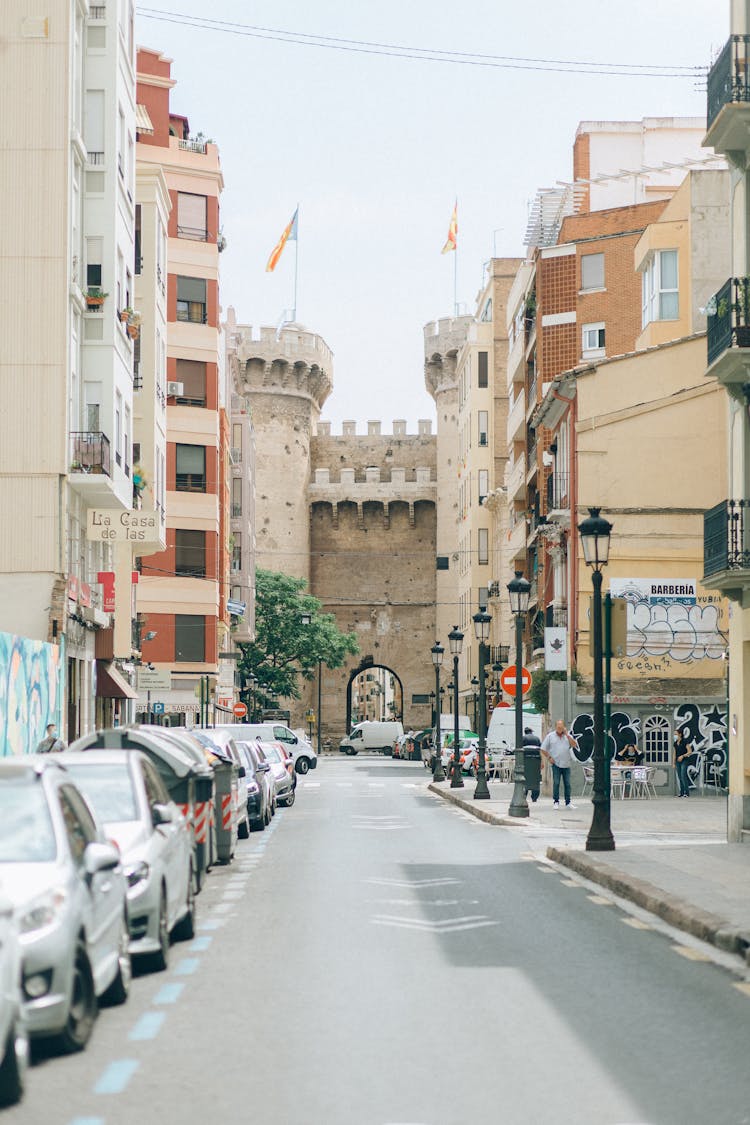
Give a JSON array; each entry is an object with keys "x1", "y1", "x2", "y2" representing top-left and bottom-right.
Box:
[
  {"x1": 263, "y1": 745, "x2": 281, "y2": 763},
  {"x1": 65, "y1": 763, "x2": 138, "y2": 822},
  {"x1": 0, "y1": 781, "x2": 57, "y2": 862}
]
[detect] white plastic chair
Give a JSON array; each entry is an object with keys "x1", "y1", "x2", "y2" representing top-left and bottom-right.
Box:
[
  {"x1": 581, "y1": 764, "x2": 594, "y2": 797},
  {"x1": 630, "y1": 766, "x2": 651, "y2": 799}
]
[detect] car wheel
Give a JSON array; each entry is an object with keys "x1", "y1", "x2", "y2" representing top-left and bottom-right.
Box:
[
  {"x1": 0, "y1": 1020, "x2": 27, "y2": 1107},
  {"x1": 281, "y1": 789, "x2": 296, "y2": 808},
  {"x1": 238, "y1": 812, "x2": 250, "y2": 839},
  {"x1": 56, "y1": 943, "x2": 97, "y2": 1054},
  {"x1": 296, "y1": 757, "x2": 310, "y2": 775},
  {"x1": 150, "y1": 888, "x2": 170, "y2": 971},
  {"x1": 173, "y1": 867, "x2": 196, "y2": 942},
  {"x1": 101, "y1": 913, "x2": 131, "y2": 1007}
]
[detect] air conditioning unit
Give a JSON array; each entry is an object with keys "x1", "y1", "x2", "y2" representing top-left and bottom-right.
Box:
[{"x1": 167, "y1": 381, "x2": 183, "y2": 397}]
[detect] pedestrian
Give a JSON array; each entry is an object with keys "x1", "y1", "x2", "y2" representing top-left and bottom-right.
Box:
[
  {"x1": 615, "y1": 742, "x2": 644, "y2": 765},
  {"x1": 541, "y1": 719, "x2": 578, "y2": 809},
  {"x1": 673, "y1": 726, "x2": 695, "y2": 797},
  {"x1": 35, "y1": 723, "x2": 66, "y2": 753},
  {"x1": 522, "y1": 726, "x2": 542, "y2": 802}
]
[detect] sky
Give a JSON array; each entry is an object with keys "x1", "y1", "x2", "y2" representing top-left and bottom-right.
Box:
[{"x1": 135, "y1": 1, "x2": 723, "y2": 430}]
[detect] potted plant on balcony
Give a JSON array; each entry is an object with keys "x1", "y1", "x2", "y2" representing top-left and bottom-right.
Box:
[
  {"x1": 85, "y1": 287, "x2": 108, "y2": 310},
  {"x1": 119, "y1": 306, "x2": 133, "y2": 323},
  {"x1": 127, "y1": 323, "x2": 139, "y2": 340}
]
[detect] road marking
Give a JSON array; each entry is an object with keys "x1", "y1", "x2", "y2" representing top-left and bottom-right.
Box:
[
  {"x1": 68, "y1": 1118, "x2": 105, "y2": 1125},
  {"x1": 152, "y1": 981, "x2": 185, "y2": 1005},
  {"x1": 369, "y1": 899, "x2": 479, "y2": 907},
  {"x1": 336, "y1": 782, "x2": 353, "y2": 787},
  {"x1": 352, "y1": 824, "x2": 412, "y2": 831},
  {"x1": 372, "y1": 914, "x2": 498, "y2": 933},
  {"x1": 198, "y1": 919, "x2": 226, "y2": 931},
  {"x1": 129, "y1": 1011, "x2": 166, "y2": 1041},
  {"x1": 560, "y1": 878, "x2": 580, "y2": 887},
  {"x1": 303, "y1": 781, "x2": 320, "y2": 787},
  {"x1": 190, "y1": 935, "x2": 213, "y2": 952},
  {"x1": 536, "y1": 867, "x2": 554, "y2": 874},
  {"x1": 213, "y1": 903, "x2": 236, "y2": 913},
  {"x1": 587, "y1": 895, "x2": 613, "y2": 905},
  {"x1": 733, "y1": 982, "x2": 750, "y2": 997},
  {"x1": 672, "y1": 944, "x2": 712, "y2": 962},
  {"x1": 94, "y1": 1059, "x2": 140, "y2": 1095},
  {"x1": 622, "y1": 918, "x2": 652, "y2": 931},
  {"x1": 367, "y1": 877, "x2": 461, "y2": 888},
  {"x1": 175, "y1": 957, "x2": 201, "y2": 975}
]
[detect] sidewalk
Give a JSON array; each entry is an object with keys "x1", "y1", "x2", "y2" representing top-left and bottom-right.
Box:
[{"x1": 428, "y1": 778, "x2": 750, "y2": 962}]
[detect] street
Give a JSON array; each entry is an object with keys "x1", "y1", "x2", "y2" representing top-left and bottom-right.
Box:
[{"x1": 7, "y1": 757, "x2": 750, "y2": 1125}]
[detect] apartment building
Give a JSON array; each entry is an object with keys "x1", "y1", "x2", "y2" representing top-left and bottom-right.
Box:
[
  {"x1": 0, "y1": 0, "x2": 140, "y2": 744},
  {"x1": 224, "y1": 308, "x2": 256, "y2": 655},
  {"x1": 134, "y1": 48, "x2": 226, "y2": 723}
]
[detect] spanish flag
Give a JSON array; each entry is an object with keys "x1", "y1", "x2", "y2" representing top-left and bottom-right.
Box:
[
  {"x1": 265, "y1": 207, "x2": 299, "y2": 273},
  {"x1": 441, "y1": 200, "x2": 457, "y2": 254}
]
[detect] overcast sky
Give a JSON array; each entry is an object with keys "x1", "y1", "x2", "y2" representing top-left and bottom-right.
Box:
[{"x1": 137, "y1": 1, "x2": 723, "y2": 430}]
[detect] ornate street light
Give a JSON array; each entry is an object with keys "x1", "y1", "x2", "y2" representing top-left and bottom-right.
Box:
[
  {"x1": 470, "y1": 676, "x2": 479, "y2": 730},
  {"x1": 578, "y1": 506, "x2": 615, "y2": 852},
  {"x1": 431, "y1": 641, "x2": 446, "y2": 783},
  {"x1": 448, "y1": 626, "x2": 464, "y2": 788},
  {"x1": 472, "y1": 606, "x2": 493, "y2": 800},
  {"x1": 507, "y1": 571, "x2": 531, "y2": 818}
]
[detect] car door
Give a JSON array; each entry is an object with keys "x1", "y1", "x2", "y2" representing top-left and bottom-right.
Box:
[
  {"x1": 140, "y1": 759, "x2": 185, "y2": 929},
  {"x1": 57, "y1": 783, "x2": 120, "y2": 991}
]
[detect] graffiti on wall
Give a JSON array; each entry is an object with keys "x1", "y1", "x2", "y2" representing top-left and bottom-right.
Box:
[
  {"x1": 0, "y1": 632, "x2": 64, "y2": 757},
  {"x1": 673, "y1": 702, "x2": 727, "y2": 787},
  {"x1": 570, "y1": 710, "x2": 640, "y2": 763},
  {"x1": 609, "y1": 579, "x2": 726, "y2": 665}
]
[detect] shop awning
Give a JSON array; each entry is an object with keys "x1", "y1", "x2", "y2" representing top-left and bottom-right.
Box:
[
  {"x1": 96, "y1": 661, "x2": 137, "y2": 699},
  {"x1": 135, "y1": 103, "x2": 154, "y2": 135}
]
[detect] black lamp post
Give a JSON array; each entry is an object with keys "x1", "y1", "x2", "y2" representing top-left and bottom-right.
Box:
[
  {"x1": 507, "y1": 571, "x2": 531, "y2": 818},
  {"x1": 448, "y1": 626, "x2": 464, "y2": 788},
  {"x1": 472, "y1": 607, "x2": 492, "y2": 800},
  {"x1": 431, "y1": 641, "x2": 446, "y2": 783},
  {"x1": 470, "y1": 677, "x2": 479, "y2": 730},
  {"x1": 248, "y1": 673, "x2": 258, "y2": 720},
  {"x1": 579, "y1": 506, "x2": 615, "y2": 852}
]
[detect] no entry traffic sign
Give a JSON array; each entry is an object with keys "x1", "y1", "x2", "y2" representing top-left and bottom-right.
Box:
[
  {"x1": 233, "y1": 701, "x2": 248, "y2": 718},
  {"x1": 499, "y1": 665, "x2": 532, "y2": 697}
]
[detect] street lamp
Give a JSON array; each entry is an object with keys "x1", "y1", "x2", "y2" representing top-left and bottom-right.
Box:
[
  {"x1": 578, "y1": 506, "x2": 615, "y2": 852},
  {"x1": 507, "y1": 571, "x2": 531, "y2": 818},
  {"x1": 470, "y1": 676, "x2": 479, "y2": 731},
  {"x1": 472, "y1": 606, "x2": 492, "y2": 800},
  {"x1": 448, "y1": 626, "x2": 464, "y2": 788},
  {"x1": 431, "y1": 641, "x2": 446, "y2": 782},
  {"x1": 247, "y1": 673, "x2": 258, "y2": 720}
]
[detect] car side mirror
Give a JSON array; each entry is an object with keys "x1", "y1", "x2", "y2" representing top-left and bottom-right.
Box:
[
  {"x1": 152, "y1": 803, "x2": 174, "y2": 827},
  {"x1": 257, "y1": 762, "x2": 269, "y2": 772},
  {"x1": 84, "y1": 841, "x2": 120, "y2": 877},
  {"x1": 238, "y1": 766, "x2": 246, "y2": 778}
]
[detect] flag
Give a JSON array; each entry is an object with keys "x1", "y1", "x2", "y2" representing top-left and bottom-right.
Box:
[
  {"x1": 441, "y1": 200, "x2": 457, "y2": 254},
  {"x1": 265, "y1": 207, "x2": 299, "y2": 273}
]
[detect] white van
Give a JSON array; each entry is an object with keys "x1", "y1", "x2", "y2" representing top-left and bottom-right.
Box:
[
  {"x1": 339, "y1": 721, "x2": 404, "y2": 756},
  {"x1": 486, "y1": 707, "x2": 542, "y2": 752}
]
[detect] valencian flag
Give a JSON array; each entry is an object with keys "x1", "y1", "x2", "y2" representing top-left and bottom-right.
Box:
[
  {"x1": 441, "y1": 200, "x2": 458, "y2": 254},
  {"x1": 266, "y1": 207, "x2": 299, "y2": 272}
]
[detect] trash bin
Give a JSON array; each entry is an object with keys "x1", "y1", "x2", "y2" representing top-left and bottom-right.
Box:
[
  {"x1": 523, "y1": 748, "x2": 541, "y2": 794},
  {"x1": 211, "y1": 760, "x2": 239, "y2": 864}
]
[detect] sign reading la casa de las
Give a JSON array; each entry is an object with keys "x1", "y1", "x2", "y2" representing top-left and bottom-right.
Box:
[{"x1": 86, "y1": 509, "x2": 158, "y2": 542}]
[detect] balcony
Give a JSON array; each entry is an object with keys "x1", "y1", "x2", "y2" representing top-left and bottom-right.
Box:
[
  {"x1": 506, "y1": 452, "x2": 526, "y2": 502},
  {"x1": 178, "y1": 138, "x2": 207, "y2": 155},
  {"x1": 703, "y1": 498, "x2": 750, "y2": 597},
  {"x1": 546, "y1": 471, "x2": 570, "y2": 514},
  {"x1": 706, "y1": 278, "x2": 750, "y2": 385},
  {"x1": 177, "y1": 225, "x2": 208, "y2": 242},
  {"x1": 68, "y1": 432, "x2": 121, "y2": 504},
  {"x1": 507, "y1": 387, "x2": 525, "y2": 442},
  {"x1": 706, "y1": 35, "x2": 750, "y2": 152}
]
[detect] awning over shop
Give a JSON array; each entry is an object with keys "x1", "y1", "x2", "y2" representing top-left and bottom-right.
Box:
[
  {"x1": 135, "y1": 103, "x2": 154, "y2": 135},
  {"x1": 96, "y1": 661, "x2": 137, "y2": 699}
]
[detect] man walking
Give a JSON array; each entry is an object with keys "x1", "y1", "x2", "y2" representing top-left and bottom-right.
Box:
[
  {"x1": 35, "y1": 723, "x2": 66, "y2": 753},
  {"x1": 541, "y1": 719, "x2": 578, "y2": 809}
]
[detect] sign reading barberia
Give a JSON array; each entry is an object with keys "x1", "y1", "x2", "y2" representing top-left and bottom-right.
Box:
[{"x1": 87, "y1": 510, "x2": 158, "y2": 542}]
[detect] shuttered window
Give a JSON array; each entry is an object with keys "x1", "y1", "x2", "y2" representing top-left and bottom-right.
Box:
[{"x1": 177, "y1": 193, "x2": 208, "y2": 240}]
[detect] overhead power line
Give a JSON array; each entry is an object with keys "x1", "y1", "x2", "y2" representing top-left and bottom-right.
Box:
[{"x1": 136, "y1": 8, "x2": 705, "y2": 79}]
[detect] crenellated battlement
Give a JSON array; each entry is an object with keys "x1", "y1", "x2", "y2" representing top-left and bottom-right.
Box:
[
  {"x1": 316, "y1": 419, "x2": 432, "y2": 437},
  {"x1": 232, "y1": 321, "x2": 333, "y2": 411},
  {"x1": 423, "y1": 314, "x2": 473, "y2": 400}
]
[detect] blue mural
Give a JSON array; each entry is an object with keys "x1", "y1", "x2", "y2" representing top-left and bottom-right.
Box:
[{"x1": 0, "y1": 632, "x2": 64, "y2": 756}]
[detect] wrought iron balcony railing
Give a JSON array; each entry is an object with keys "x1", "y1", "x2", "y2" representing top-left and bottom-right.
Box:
[
  {"x1": 546, "y1": 471, "x2": 570, "y2": 510},
  {"x1": 69, "y1": 432, "x2": 111, "y2": 476},
  {"x1": 707, "y1": 277, "x2": 750, "y2": 366},
  {"x1": 704, "y1": 498, "x2": 750, "y2": 576},
  {"x1": 707, "y1": 35, "x2": 750, "y2": 130}
]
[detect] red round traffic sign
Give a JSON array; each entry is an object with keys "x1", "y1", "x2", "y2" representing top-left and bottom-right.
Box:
[
  {"x1": 499, "y1": 665, "x2": 532, "y2": 697},
  {"x1": 232, "y1": 701, "x2": 248, "y2": 718}
]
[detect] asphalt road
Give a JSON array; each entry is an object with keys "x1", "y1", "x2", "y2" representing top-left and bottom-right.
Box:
[{"x1": 6, "y1": 757, "x2": 750, "y2": 1125}]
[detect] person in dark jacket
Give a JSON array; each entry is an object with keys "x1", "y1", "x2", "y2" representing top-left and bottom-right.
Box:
[{"x1": 523, "y1": 726, "x2": 542, "y2": 802}]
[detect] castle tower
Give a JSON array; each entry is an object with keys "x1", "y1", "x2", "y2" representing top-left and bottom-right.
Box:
[
  {"x1": 424, "y1": 316, "x2": 473, "y2": 657},
  {"x1": 233, "y1": 321, "x2": 333, "y2": 583}
]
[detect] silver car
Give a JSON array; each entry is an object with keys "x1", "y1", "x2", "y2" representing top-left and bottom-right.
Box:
[
  {"x1": 256, "y1": 741, "x2": 296, "y2": 807},
  {"x1": 0, "y1": 891, "x2": 27, "y2": 1106},
  {"x1": 62, "y1": 751, "x2": 195, "y2": 971},
  {"x1": 0, "y1": 758, "x2": 129, "y2": 1053}
]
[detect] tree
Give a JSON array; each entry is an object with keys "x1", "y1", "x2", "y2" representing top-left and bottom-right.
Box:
[
  {"x1": 529, "y1": 667, "x2": 581, "y2": 716},
  {"x1": 238, "y1": 569, "x2": 359, "y2": 706}
]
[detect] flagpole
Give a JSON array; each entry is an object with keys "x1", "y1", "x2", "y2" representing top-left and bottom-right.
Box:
[
  {"x1": 293, "y1": 203, "x2": 299, "y2": 322},
  {"x1": 453, "y1": 246, "x2": 458, "y2": 317}
]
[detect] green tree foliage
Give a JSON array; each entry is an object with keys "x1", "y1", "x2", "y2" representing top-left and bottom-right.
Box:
[
  {"x1": 239, "y1": 569, "x2": 359, "y2": 702},
  {"x1": 529, "y1": 668, "x2": 581, "y2": 716}
]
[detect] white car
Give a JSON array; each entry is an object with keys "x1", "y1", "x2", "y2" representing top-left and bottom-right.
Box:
[
  {"x1": 0, "y1": 892, "x2": 27, "y2": 1107},
  {"x1": 215, "y1": 723, "x2": 317, "y2": 775}
]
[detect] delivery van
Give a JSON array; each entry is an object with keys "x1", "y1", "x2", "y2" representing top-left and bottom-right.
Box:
[
  {"x1": 339, "y1": 721, "x2": 404, "y2": 756},
  {"x1": 486, "y1": 706, "x2": 542, "y2": 752}
]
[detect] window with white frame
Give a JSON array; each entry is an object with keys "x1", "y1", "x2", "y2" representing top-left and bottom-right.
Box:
[
  {"x1": 115, "y1": 391, "x2": 122, "y2": 466},
  {"x1": 478, "y1": 528, "x2": 489, "y2": 565},
  {"x1": 643, "y1": 715, "x2": 671, "y2": 764},
  {"x1": 641, "y1": 249, "x2": 679, "y2": 327},
  {"x1": 478, "y1": 470, "x2": 489, "y2": 504},
  {"x1": 478, "y1": 410, "x2": 488, "y2": 447},
  {"x1": 581, "y1": 252, "x2": 605, "y2": 291},
  {"x1": 582, "y1": 322, "x2": 605, "y2": 356}
]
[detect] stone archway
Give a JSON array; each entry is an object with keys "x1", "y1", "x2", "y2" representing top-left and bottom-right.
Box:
[{"x1": 346, "y1": 662, "x2": 403, "y2": 733}]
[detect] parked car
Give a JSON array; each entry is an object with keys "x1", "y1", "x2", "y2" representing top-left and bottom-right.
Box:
[
  {"x1": 61, "y1": 751, "x2": 194, "y2": 972},
  {"x1": 0, "y1": 892, "x2": 27, "y2": 1107},
  {"x1": 0, "y1": 758, "x2": 129, "y2": 1053},
  {"x1": 239, "y1": 740, "x2": 276, "y2": 822},
  {"x1": 235, "y1": 742, "x2": 271, "y2": 831},
  {"x1": 214, "y1": 723, "x2": 317, "y2": 775},
  {"x1": 257, "y1": 741, "x2": 296, "y2": 807}
]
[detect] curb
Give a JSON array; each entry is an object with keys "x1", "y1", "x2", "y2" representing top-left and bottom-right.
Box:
[
  {"x1": 427, "y1": 782, "x2": 542, "y2": 828},
  {"x1": 546, "y1": 846, "x2": 750, "y2": 961}
]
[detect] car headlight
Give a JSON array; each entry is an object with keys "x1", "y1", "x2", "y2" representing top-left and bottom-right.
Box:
[
  {"x1": 246, "y1": 780, "x2": 259, "y2": 794},
  {"x1": 125, "y1": 861, "x2": 150, "y2": 889},
  {"x1": 19, "y1": 889, "x2": 67, "y2": 935}
]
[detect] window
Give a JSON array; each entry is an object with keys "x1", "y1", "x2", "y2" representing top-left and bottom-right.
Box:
[
  {"x1": 115, "y1": 391, "x2": 122, "y2": 465},
  {"x1": 231, "y1": 477, "x2": 242, "y2": 517},
  {"x1": 436, "y1": 555, "x2": 449, "y2": 571},
  {"x1": 478, "y1": 528, "x2": 489, "y2": 565},
  {"x1": 478, "y1": 410, "x2": 488, "y2": 447},
  {"x1": 478, "y1": 587, "x2": 488, "y2": 610},
  {"x1": 231, "y1": 543, "x2": 242, "y2": 573},
  {"x1": 117, "y1": 106, "x2": 125, "y2": 177},
  {"x1": 581, "y1": 252, "x2": 605, "y2": 291},
  {"x1": 177, "y1": 193, "x2": 208, "y2": 240},
  {"x1": 175, "y1": 615, "x2": 205, "y2": 662},
  {"x1": 175, "y1": 359, "x2": 207, "y2": 406},
  {"x1": 86, "y1": 237, "x2": 102, "y2": 290},
  {"x1": 643, "y1": 716, "x2": 670, "y2": 764},
  {"x1": 175, "y1": 529, "x2": 206, "y2": 577},
  {"x1": 140, "y1": 759, "x2": 169, "y2": 808},
  {"x1": 58, "y1": 785, "x2": 97, "y2": 865},
  {"x1": 582, "y1": 323, "x2": 605, "y2": 356},
  {"x1": 175, "y1": 444, "x2": 206, "y2": 492},
  {"x1": 84, "y1": 90, "x2": 104, "y2": 159},
  {"x1": 480, "y1": 298, "x2": 492, "y2": 323},
  {"x1": 477, "y1": 351, "x2": 488, "y2": 388},
  {"x1": 641, "y1": 249, "x2": 679, "y2": 327},
  {"x1": 232, "y1": 424, "x2": 242, "y2": 459},
  {"x1": 177, "y1": 277, "x2": 207, "y2": 323},
  {"x1": 478, "y1": 469, "x2": 489, "y2": 504},
  {"x1": 124, "y1": 406, "x2": 131, "y2": 475}
]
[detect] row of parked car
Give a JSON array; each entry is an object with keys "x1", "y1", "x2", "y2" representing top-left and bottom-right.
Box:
[{"x1": 0, "y1": 720, "x2": 315, "y2": 1107}]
